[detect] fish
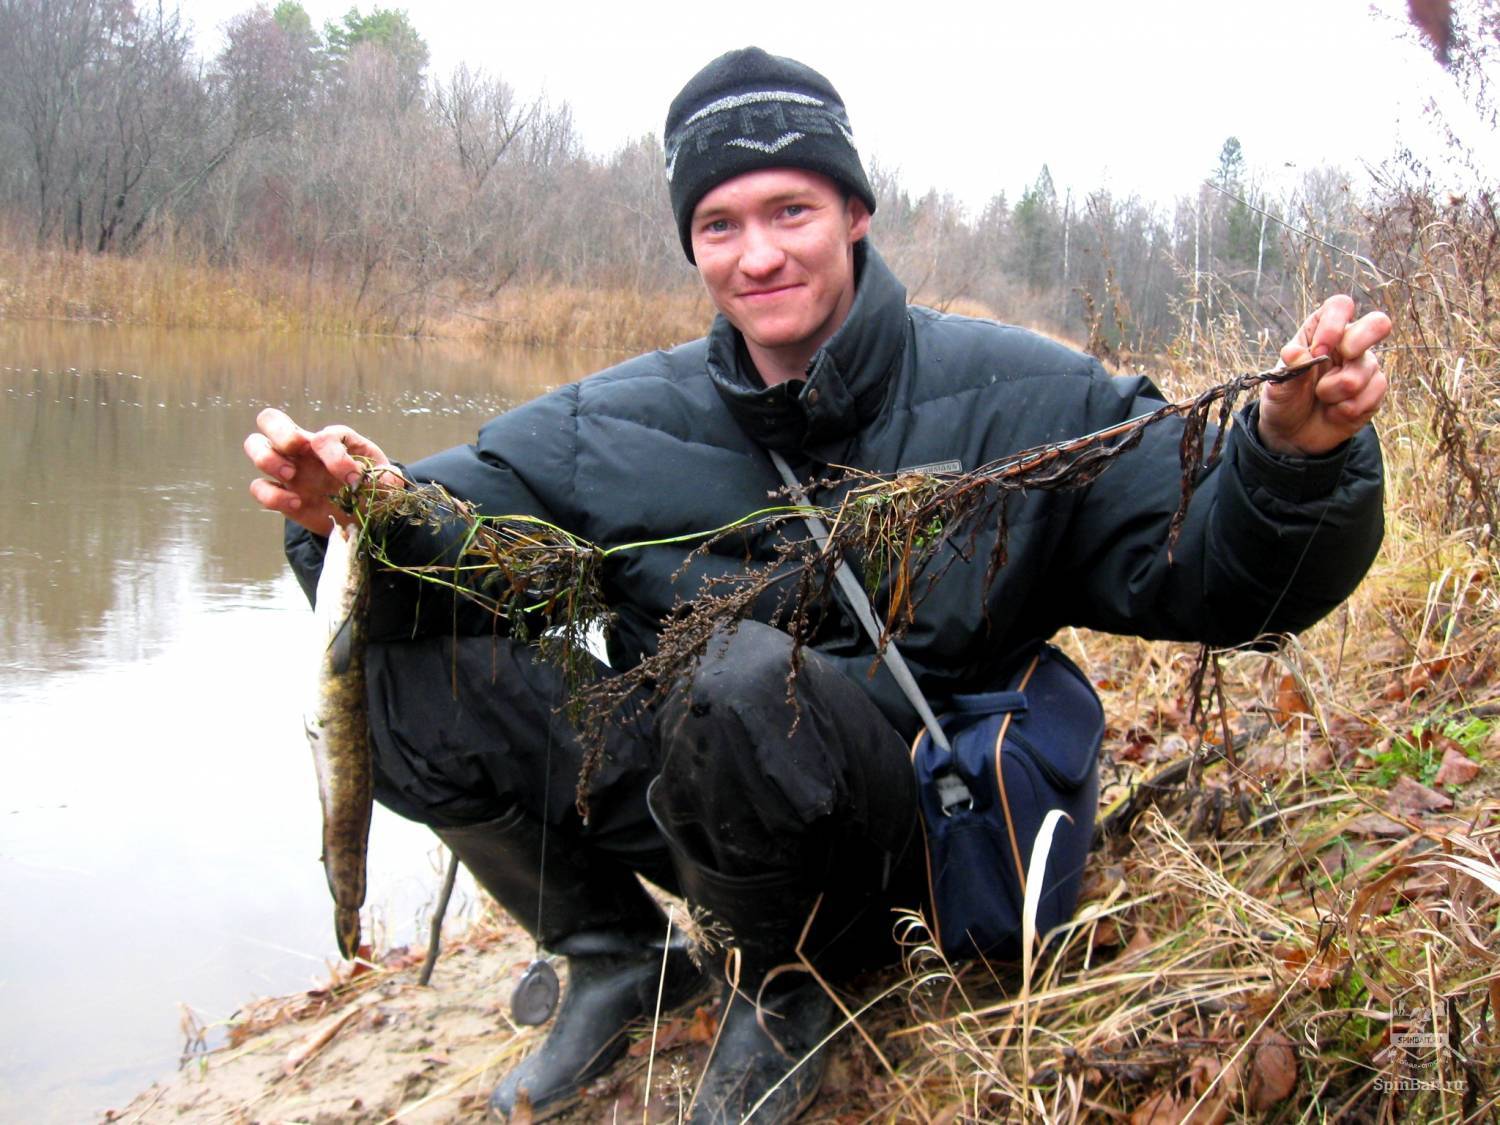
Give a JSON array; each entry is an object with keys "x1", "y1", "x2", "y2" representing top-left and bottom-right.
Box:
[{"x1": 305, "y1": 519, "x2": 373, "y2": 960}]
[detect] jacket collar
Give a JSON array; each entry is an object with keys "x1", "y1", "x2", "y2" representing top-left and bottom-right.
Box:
[{"x1": 705, "y1": 241, "x2": 908, "y2": 452}]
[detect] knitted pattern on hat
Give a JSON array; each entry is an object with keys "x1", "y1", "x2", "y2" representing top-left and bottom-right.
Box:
[{"x1": 664, "y1": 47, "x2": 876, "y2": 262}]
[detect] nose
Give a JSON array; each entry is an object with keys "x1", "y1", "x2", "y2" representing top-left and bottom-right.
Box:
[{"x1": 738, "y1": 221, "x2": 786, "y2": 279}]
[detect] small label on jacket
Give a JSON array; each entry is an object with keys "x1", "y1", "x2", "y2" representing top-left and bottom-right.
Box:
[{"x1": 898, "y1": 459, "x2": 963, "y2": 475}]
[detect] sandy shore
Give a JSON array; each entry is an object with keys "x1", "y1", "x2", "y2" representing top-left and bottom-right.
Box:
[{"x1": 106, "y1": 910, "x2": 893, "y2": 1124}]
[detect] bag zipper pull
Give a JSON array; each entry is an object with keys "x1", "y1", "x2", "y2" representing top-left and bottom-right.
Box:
[{"x1": 935, "y1": 770, "x2": 974, "y2": 815}]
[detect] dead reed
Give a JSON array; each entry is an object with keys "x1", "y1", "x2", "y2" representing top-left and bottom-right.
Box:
[{"x1": 0, "y1": 229, "x2": 709, "y2": 352}]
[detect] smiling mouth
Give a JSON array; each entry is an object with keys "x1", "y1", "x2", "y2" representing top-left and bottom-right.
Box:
[{"x1": 739, "y1": 284, "x2": 801, "y2": 299}]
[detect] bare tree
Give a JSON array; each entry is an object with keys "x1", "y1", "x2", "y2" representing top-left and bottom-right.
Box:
[
  {"x1": 433, "y1": 64, "x2": 531, "y2": 195},
  {"x1": 0, "y1": 0, "x2": 109, "y2": 242}
]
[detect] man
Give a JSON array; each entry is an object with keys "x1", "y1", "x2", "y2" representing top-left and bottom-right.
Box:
[{"x1": 247, "y1": 47, "x2": 1388, "y2": 1123}]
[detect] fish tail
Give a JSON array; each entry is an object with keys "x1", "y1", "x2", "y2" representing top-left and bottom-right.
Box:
[{"x1": 335, "y1": 906, "x2": 362, "y2": 961}]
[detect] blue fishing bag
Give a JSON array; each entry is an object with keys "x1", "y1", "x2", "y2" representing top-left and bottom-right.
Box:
[{"x1": 912, "y1": 644, "x2": 1104, "y2": 962}]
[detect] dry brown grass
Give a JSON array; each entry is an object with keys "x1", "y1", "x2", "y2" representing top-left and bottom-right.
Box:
[
  {"x1": 0, "y1": 234, "x2": 710, "y2": 352},
  {"x1": 469, "y1": 285, "x2": 709, "y2": 351},
  {"x1": 873, "y1": 612, "x2": 1500, "y2": 1122},
  {"x1": 845, "y1": 186, "x2": 1500, "y2": 1124}
]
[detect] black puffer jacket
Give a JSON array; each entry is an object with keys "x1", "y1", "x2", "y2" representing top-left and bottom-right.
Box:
[{"x1": 288, "y1": 244, "x2": 1383, "y2": 736}]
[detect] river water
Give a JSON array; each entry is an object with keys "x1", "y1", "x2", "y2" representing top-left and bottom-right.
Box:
[{"x1": 0, "y1": 320, "x2": 612, "y2": 1121}]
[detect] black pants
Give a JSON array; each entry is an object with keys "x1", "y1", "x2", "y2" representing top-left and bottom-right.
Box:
[{"x1": 365, "y1": 622, "x2": 926, "y2": 969}]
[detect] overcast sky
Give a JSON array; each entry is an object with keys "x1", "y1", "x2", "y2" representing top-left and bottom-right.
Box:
[{"x1": 189, "y1": 0, "x2": 1495, "y2": 211}]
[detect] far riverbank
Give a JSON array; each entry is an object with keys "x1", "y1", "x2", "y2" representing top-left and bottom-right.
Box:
[{"x1": 0, "y1": 241, "x2": 712, "y2": 354}]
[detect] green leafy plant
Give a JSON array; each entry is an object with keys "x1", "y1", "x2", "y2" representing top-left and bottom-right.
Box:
[{"x1": 1366, "y1": 715, "x2": 1490, "y2": 787}]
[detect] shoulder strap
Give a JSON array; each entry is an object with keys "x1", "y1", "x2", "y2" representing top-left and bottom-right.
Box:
[{"x1": 767, "y1": 451, "x2": 968, "y2": 768}]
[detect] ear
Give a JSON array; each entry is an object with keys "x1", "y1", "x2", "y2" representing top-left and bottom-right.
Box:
[{"x1": 846, "y1": 196, "x2": 872, "y2": 243}]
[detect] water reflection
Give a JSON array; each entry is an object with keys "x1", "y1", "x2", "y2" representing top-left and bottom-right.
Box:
[
  {"x1": 0, "y1": 321, "x2": 607, "y2": 685},
  {"x1": 0, "y1": 319, "x2": 614, "y2": 1121}
]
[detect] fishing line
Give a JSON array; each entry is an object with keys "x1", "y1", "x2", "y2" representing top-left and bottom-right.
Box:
[{"x1": 511, "y1": 711, "x2": 562, "y2": 1025}]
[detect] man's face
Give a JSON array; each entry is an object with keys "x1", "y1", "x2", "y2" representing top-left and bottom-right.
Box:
[{"x1": 689, "y1": 168, "x2": 870, "y2": 383}]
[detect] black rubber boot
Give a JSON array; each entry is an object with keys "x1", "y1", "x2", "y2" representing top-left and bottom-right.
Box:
[
  {"x1": 683, "y1": 870, "x2": 836, "y2": 1123},
  {"x1": 648, "y1": 791, "x2": 836, "y2": 1124},
  {"x1": 435, "y1": 807, "x2": 709, "y2": 1120},
  {"x1": 691, "y1": 974, "x2": 835, "y2": 1124}
]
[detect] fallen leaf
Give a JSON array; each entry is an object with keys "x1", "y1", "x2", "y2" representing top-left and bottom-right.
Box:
[
  {"x1": 1413, "y1": 728, "x2": 1465, "y2": 756},
  {"x1": 1434, "y1": 748, "x2": 1481, "y2": 786},
  {"x1": 1117, "y1": 727, "x2": 1157, "y2": 763},
  {"x1": 1246, "y1": 1030, "x2": 1298, "y2": 1111},
  {"x1": 1274, "y1": 674, "x2": 1312, "y2": 723},
  {"x1": 1385, "y1": 775, "x2": 1453, "y2": 817},
  {"x1": 1121, "y1": 926, "x2": 1156, "y2": 961},
  {"x1": 1302, "y1": 735, "x2": 1334, "y2": 773},
  {"x1": 1276, "y1": 943, "x2": 1346, "y2": 990},
  {"x1": 628, "y1": 1003, "x2": 718, "y2": 1056},
  {"x1": 1130, "y1": 1089, "x2": 1191, "y2": 1125},
  {"x1": 1346, "y1": 812, "x2": 1410, "y2": 838},
  {"x1": 1177, "y1": 1063, "x2": 1234, "y2": 1125},
  {"x1": 1404, "y1": 657, "x2": 1452, "y2": 696},
  {"x1": 1324, "y1": 713, "x2": 1376, "y2": 752},
  {"x1": 381, "y1": 945, "x2": 427, "y2": 970},
  {"x1": 1395, "y1": 871, "x2": 1449, "y2": 904},
  {"x1": 1188, "y1": 1055, "x2": 1219, "y2": 1090},
  {"x1": 1089, "y1": 916, "x2": 1122, "y2": 951}
]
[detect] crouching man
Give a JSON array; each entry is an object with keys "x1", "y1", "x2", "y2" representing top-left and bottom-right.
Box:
[{"x1": 247, "y1": 46, "x2": 1388, "y2": 1123}]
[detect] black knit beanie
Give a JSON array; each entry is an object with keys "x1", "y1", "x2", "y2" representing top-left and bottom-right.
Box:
[{"x1": 664, "y1": 47, "x2": 877, "y2": 262}]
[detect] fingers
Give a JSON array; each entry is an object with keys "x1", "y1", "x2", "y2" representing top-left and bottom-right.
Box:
[
  {"x1": 256, "y1": 407, "x2": 309, "y2": 455},
  {"x1": 1317, "y1": 350, "x2": 1388, "y2": 415},
  {"x1": 1263, "y1": 297, "x2": 1390, "y2": 456},
  {"x1": 308, "y1": 426, "x2": 368, "y2": 487},
  {"x1": 1305, "y1": 294, "x2": 1356, "y2": 359},
  {"x1": 248, "y1": 475, "x2": 303, "y2": 515},
  {"x1": 1280, "y1": 307, "x2": 1323, "y2": 367},
  {"x1": 303, "y1": 423, "x2": 391, "y2": 485},
  {"x1": 244, "y1": 430, "x2": 296, "y2": 483},
  {"x1": 1308, "y1": 309, "x2": 1390, "y2": 408},
  {"x1": 249, "y1": 409, "x2": 390, "y2": 486},
  {"x1": 1330, "y1": 363, "x2": 1388, "y2": 426},
  {"x1": 249, "y1": 407, "x2": 315, "y2": 484},
  {"x1": 1280, "y1": 300, "x2": 1390, "y2": 373},
  {"x1": 1338, "y1": 309, "x2": 1392, "y2": 363},
  {"x1": 246, "y1": 409, "x2": 398, "y2": 532}
]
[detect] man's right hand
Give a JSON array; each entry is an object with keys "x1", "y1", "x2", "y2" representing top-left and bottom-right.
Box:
[{"x1": 245, "y1": 408, "x2": 403, "y2": 535}]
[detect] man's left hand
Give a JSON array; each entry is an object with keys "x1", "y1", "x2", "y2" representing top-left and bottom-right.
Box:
[{"x1": 1259, "y1": 295, "x2": 1391, "y2": 457}]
